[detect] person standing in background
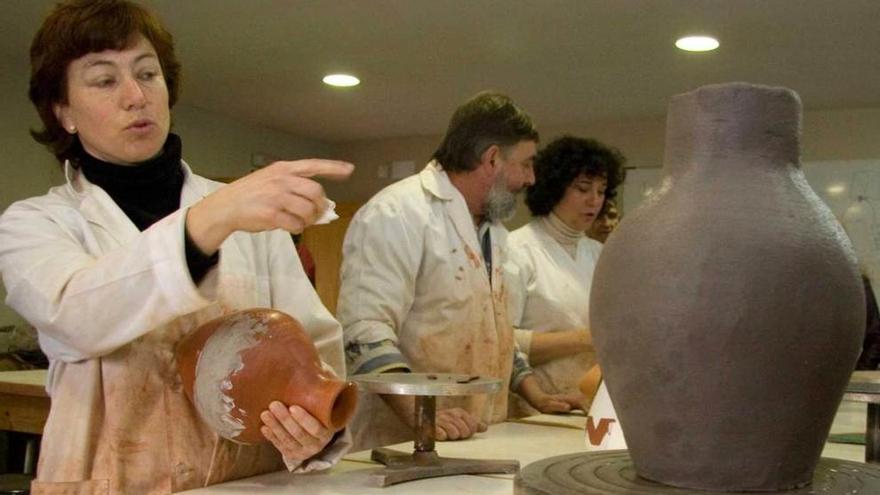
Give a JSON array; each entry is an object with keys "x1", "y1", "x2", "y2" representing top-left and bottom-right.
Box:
[
  {"x1": 856, "y1": 275, "x2": 880, "y2": 370},
  {"x1": 292, "y1": 234, "x2": 317, "y2": 286},
  {"x1": 338, "y1": 92, "x2": 582, "y2": 451},
  {"x1": 587, "y1": 198, "x2": 620, "y2": 243},
  {"x1": 505, "y1": 136, "x2": 626, "y2": 416}
]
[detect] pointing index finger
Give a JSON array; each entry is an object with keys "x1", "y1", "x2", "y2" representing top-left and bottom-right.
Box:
[{"x1": 282, "y1": 159, "x2": 355, "y2": 181}]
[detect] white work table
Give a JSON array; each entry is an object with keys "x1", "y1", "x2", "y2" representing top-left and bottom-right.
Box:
[
  {"x1": 179, "y1": 420, "x2": 585, "y2": 495},
  {"x1": 179, "y1": 406, "x2": 866, "y2": 494}
]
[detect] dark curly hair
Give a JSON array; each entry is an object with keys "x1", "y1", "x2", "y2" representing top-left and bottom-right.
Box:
[
  {"x1": 29, "y1": 0, "x2": 181, "y2": 164},
  {"x1": 526, "y1": 136, "x2": 626, "y2": 217},
  {"x1": 433, "y1": 91, "x2": 539, "y2": 173}
]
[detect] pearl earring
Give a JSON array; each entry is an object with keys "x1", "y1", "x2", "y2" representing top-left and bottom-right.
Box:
[{"x1": 68, "y1": 126, "x2": 76, "y2": 133}]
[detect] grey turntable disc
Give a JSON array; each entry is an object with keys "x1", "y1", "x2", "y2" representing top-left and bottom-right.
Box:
[
  {"x1": 352, "y1": 372, "x2": 502, "y2": 396},
  {"x1": 514, "y1": 451, "x2": 880, "y2": 494}
]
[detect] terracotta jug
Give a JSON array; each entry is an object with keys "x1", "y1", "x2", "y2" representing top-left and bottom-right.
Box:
[
  {"x1": 590, "y1": 83, "x2": 865, "y2": 491},
  {"x1": 176, "y1": 308, "x2": 358, "y2": 444}
]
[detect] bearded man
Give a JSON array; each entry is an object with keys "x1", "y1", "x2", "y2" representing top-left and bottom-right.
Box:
[{"x1": 337, "y1": 91, "x2": 581, "y2": 451}]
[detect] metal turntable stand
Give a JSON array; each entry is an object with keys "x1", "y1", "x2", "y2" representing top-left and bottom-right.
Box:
[{"x1": 352, "y1": 372, "x2": 520, "y2": 486}]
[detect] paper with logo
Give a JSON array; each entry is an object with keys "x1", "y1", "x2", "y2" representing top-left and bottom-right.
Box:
[{"x1": 584, "y1": 381, "x2": 627, "y2": 450}]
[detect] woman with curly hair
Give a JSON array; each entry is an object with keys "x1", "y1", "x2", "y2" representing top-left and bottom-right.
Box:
[{"x1": 504, "y1": 136, "x2": 625, "y2": 416}]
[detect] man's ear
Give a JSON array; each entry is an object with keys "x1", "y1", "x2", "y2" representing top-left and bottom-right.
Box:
[{"x1": 479, "y1": 144, "x2": 502, "y2": 170}]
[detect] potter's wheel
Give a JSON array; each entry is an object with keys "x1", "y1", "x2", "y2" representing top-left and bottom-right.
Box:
[
  {"x1": 352, "y1": 372, "x2": 519, "y2": 486},
  {"x1": 514, "y1": 451, "x2": 880, "y2": 494}
]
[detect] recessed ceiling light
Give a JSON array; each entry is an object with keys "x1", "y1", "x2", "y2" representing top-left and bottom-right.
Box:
[
  {"x1": 675, "y1": 36, "x2": 719, "y2": 52},
  {"x1": 323, "y1": 74, "x2": 360, "y2": 87},
  {"x1": 827, "y1": 184, "x2": 846, "y2": 196}
]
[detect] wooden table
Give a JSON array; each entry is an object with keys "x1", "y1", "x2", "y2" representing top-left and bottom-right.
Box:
[
  {"x1": 843, "y1": 370, "x2": 880, "y2": 463},
  {"x1": 0, "y1": 369, "x2": 49, "y2": 435}
]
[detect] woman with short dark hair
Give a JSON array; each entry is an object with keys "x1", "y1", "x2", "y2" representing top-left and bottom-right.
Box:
[
  {"x1": 0, "y1": 1, "x2": 353, "y2": 492},
  {"x1": 505, "y1": 136, "x2": 625, "y2": 416}
]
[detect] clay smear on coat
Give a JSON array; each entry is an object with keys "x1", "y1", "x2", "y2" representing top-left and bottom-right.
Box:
[
  {"x1": 464, "y1": 244, "x2": 482, "y2": 269},
  {"x1": 193, "y1": 311, "x2": 270, "y2": 440}
]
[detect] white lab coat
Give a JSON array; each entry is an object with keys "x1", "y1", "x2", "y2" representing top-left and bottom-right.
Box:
[
  {"x1": 0, "y1": 163, "x2": 349, "y2": 495},
  {"x1": 338, "y1": 161, "x2": 515, "y2": 451},
  {"x1": 505, "y1": 219, "x2": 602, "y2": 416}
]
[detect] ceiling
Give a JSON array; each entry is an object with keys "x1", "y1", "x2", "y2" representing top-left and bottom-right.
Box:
[{"x1": 3, "y1": 0, "x2": 880, "y2": 143}]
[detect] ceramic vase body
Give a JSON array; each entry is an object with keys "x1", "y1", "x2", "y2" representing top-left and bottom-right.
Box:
[
  {"x1": 590, "y1": 83, "x2": 865, "y2": 491},
  {"x1": 176, "y1": 308, "x2": 358, "y2": 444}
]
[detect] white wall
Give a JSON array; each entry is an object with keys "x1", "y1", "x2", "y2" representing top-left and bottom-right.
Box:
[
  {"x1": 0, "y1": 57, "x2": 62, "y2": 212},
  {"x1": 171, "y1": 105, "x2": 337, "y2": 180}
]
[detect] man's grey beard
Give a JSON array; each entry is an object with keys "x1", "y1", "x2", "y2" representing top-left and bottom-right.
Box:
[{"x1": 485, "y1": 181, "x2": 518, "y2": 222}]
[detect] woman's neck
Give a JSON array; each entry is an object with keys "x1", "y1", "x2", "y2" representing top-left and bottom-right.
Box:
[{"x1": 540, "y1": 212, "x2": 583, "y2": 258}]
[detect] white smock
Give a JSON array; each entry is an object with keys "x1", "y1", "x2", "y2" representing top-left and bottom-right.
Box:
[
  {"x1": 337, "y1": 161, "x2": 517, "y2": 451},
  {"x1": 505, "y1": 218, "x2": 602, "y2": 416},
  {"x1": 0, "y1": 163, "x2": 349, "y2": 495}
]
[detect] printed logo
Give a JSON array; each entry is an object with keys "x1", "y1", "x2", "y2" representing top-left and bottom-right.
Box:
[{"x1": 586, "y1": 416, "x2": 616, "y2": 446}]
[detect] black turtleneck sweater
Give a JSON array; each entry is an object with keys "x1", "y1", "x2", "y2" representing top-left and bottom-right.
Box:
[{"x1": 76, "y1": 134, "x2": 218, "y2": 283}]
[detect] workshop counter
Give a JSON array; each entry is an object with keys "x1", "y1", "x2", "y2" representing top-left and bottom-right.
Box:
[{"x1": 178, "y1": 408, "x2": 865, "y2": 494}]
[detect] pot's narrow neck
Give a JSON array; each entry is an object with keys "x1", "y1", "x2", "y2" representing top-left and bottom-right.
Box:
[
  {"x1": 291, "y1": 374, "x2": 358, "y2": 431},
  {"x1": 663, "y1": 83, "x2": 801, "y2": 177}
]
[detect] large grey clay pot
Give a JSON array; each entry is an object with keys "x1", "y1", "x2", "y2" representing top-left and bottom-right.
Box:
[{"x1": 590, "y1": 82, "x2": 865, "y2": 491}]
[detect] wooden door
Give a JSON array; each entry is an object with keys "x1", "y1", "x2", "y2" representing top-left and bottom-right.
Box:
[{"x1": 301, "y1": 202, "x2": 362, "y2": 315}]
